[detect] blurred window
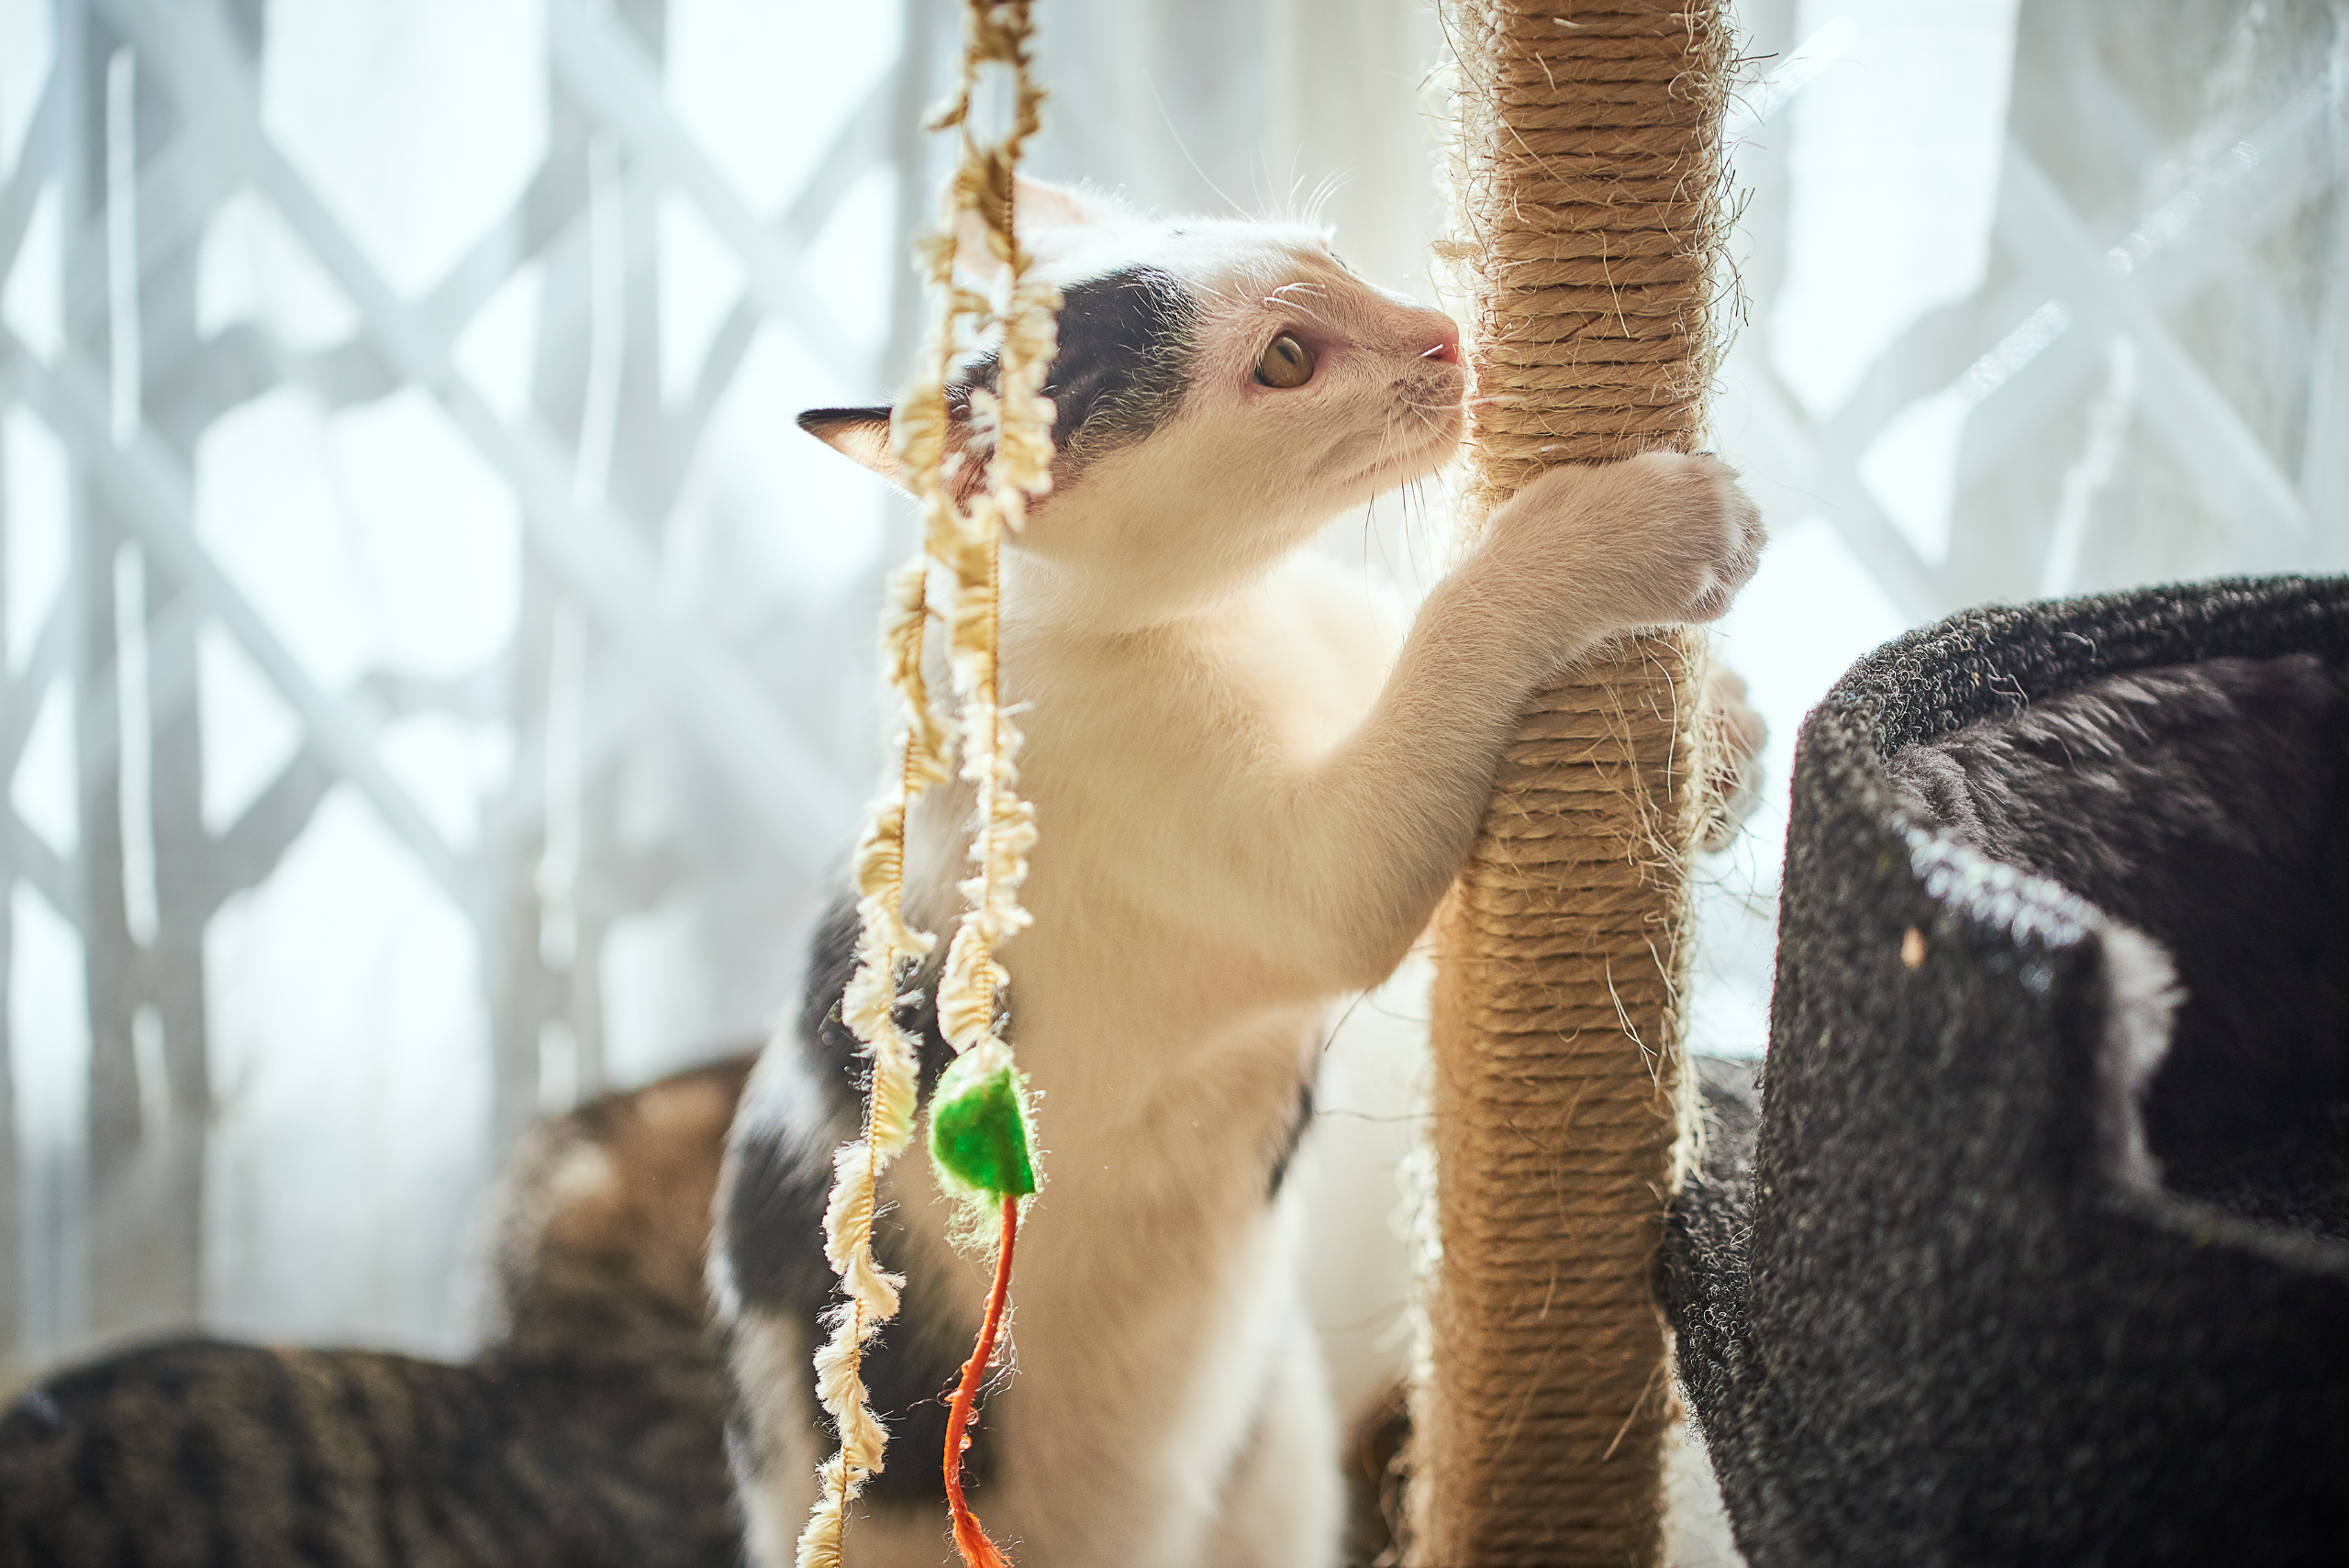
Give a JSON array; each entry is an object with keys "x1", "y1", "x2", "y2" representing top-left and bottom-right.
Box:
[{"x1": 0, "y1": 0, "x2": 2341, "y2": 1371}]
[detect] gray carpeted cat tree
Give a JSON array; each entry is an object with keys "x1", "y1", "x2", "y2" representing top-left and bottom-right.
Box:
[{"x1": 1664, "y1": 574, "x2": 2349, "y2": 1565}]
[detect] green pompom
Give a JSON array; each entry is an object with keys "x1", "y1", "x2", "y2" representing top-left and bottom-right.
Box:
[{"x1": 928, "y1": 1050, "x2": 1038, "y2": 1198}]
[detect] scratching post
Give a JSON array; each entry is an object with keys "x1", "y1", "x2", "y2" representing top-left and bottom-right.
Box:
[{"x1": 1413, "y1": 3, "x2": 1730, "y2": 1565}]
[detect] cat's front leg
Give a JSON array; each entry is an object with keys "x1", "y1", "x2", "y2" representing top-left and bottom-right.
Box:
[
  {"x1": 1198, "y1": 1307, "x2": 1341, "y2": 1568},
  {"x1": 1699, "y1": 661, "x2": 1767, "y2": 850},
  {"x1": 1268, "y1": 452, "x2": 1763, "y2": 991}
]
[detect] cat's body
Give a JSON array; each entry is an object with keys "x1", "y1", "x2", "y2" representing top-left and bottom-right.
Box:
[
  {"x1": 0, "y1": 1057, "x2": 754, "y2": 1568},
  {"x1": 716, "y1": 183, "x2": 1763, "y2": 1568}
]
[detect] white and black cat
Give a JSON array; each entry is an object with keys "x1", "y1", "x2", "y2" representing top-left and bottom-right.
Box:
[{"x1": 713, "y1": 180, "x2": 1764, "y2": 1568}]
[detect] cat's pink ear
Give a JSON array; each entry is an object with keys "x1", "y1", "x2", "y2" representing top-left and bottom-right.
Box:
[
  {"x1": 797, "y1": 406, "x2": 900, "y2": 484},
  {"x1": 952, "y1": 176, "x2": 1123, "y2": 281},
  {"x1": 1014, "y1": 176, "x2": 1117, "y2": 234}
]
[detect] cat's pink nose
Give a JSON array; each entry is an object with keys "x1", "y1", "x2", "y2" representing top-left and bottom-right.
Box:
[{"x1": 1421, "y1": 324, "x2": 1462, "y2": 363}]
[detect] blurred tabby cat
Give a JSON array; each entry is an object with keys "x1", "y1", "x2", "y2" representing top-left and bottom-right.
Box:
[{"x1": 0, "y1": 1055, "x2": 753, "y2": 1568}]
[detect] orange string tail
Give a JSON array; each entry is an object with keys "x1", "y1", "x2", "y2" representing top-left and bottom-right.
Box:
[{"x1": 943, "y1": 1193, "x2": 1020, "y2": 1568}]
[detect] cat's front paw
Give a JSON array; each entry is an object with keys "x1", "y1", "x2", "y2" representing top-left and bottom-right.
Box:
[
  {"x1": 1698, "y1": 661, "x2": 1767, "y2": 850},
  {"x1": 1487, "y1": 450, "x2": 1765, "y2": 644}
]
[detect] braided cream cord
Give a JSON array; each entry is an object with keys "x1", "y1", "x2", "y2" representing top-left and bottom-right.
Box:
[{"x1": 796, "y1": 5, "x2": 1054, "y2": 1564}]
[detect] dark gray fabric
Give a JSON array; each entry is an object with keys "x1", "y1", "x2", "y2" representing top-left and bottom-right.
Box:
[
  {"x1": 1664, "y1": 1054, "x2": 1761, "y2": 1443},
  {"x1": 1662, "y1": 575, "x2": 2349, "y2": 1567}
]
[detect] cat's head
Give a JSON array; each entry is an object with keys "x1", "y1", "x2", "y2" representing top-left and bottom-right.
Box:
[{"x1": 801, "y1": 178, "x2": 1464, "y2": 628}]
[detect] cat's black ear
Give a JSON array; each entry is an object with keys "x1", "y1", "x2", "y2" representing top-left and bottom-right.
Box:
[{"x1": 796, "y1": 407, "x2": 899, "y2": 484}]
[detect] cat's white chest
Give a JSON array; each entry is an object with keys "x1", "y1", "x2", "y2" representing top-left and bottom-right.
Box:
[
  {"x1": 979, "y1": 561, "x2": 1401, "y2": 985},
  {"x1": 1019, "y1": 557, "x2": 1399, "y2": 808}
]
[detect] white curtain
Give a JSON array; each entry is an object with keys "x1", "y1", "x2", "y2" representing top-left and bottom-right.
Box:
[{"x1": 2, "y1": 0, "x2": 2343, "y2": 1400}]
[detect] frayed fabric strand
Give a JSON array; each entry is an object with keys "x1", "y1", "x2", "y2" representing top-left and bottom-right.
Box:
[{"x1": 796, "y1": 5, "x2": 1055, "y2": 1568}]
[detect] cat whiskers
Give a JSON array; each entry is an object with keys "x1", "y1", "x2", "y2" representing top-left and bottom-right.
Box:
[
  {"x1": 1264, "y1": 281, "x2": 1332, "y2": 324},
  {"x1": 1393, "y1": 386, "x2": 1468, "y2": 461},
  {"x1": 1390, "y1": 474, "x2": 1438, "y2": 573},
  {"x1": 1358, "y1": 432, "x2": 1443, "y2": 581},
  {"x1": 1351, "y1": 419, "x2": 1415, "y2": 573},
  {"x1": 1354, "y1": 402, "x2": 1456, "y2": 495},
  {"x1": 1275, "y1": 170, "x2": 1345, "y2": 228}
]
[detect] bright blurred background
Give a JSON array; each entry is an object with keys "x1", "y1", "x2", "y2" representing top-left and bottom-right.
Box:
[{"x1": 1, "y1": 0, "x2": 2343, "y2": 1411}]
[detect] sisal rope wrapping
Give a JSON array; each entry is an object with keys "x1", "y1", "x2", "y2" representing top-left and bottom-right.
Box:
[{"x1": 1411, "y1": 2, "x2": 1731, "y2": 1564}]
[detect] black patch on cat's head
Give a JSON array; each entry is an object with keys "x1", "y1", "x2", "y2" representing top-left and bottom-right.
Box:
[
  {"x1": 950, "y1": 264, "x2": 1199, "y2": 474},
  {"x1": 1050, "y1": 264, "x2": 1199, "y2": 452}
]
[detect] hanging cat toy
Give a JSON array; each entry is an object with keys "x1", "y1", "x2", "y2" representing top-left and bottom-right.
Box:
[{"x1": 797, "y1": 4, "x2": 1053, "y2": 1568}]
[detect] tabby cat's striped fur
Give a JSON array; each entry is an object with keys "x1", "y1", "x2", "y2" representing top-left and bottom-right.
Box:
[{"x1": 0, "y1": 1055, "x2": 754, "y2": 1568}]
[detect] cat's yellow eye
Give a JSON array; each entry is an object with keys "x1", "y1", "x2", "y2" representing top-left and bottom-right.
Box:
[{"x1": 1254, "y1": 332, "x2": 1316, "y2": 389}]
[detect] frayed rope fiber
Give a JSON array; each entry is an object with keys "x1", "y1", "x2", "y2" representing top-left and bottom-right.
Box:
[
  {"x1": 796, "y1": 4, "x2": 1053, "y2": 1566},
  {"x1": 1409, "y1": 3, "x2": 1732, "y2": 1565}
]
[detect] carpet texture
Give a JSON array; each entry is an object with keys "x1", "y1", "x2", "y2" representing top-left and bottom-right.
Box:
[{"x1": 1663, "y1": 575, "x2": 2349, "y2": 1566}]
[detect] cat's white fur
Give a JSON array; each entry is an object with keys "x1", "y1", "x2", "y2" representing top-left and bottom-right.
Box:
[{"x1": 725, "y1": 182, "x2": 1764, "y2": 1567}]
